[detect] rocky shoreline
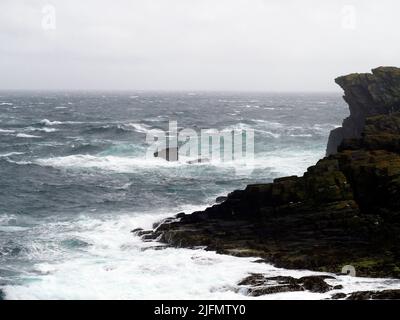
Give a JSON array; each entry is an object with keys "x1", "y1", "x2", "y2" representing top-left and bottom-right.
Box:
[{"x1": 135, "y1": 67, "x2": 400, "y2": 298}]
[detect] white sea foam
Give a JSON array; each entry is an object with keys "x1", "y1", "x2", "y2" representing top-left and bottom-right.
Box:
[
  {"x1": 40, "y1": 119, "x2": 62, "y2": 126},
  {"x1": 26, "y1": 127, "x2": 58, "y2": 133},
  {"x1": 127, "y1": 123, "x2": 151, "y2": 134},
  {"x1": 0, "y1": 129, "x2": 15, "y2": 133},
  {"x1": 2, "y1": 208, "x2": 400, "y2": 300},
  {"x1": 5, "y1": 159, "x2": 32, "y2": 165},
  {"x1": 0, "y1": 152, "x2": 24, "y2": 157},
  {"x1": 35, "y1": 154, "x2": 183, "y2": 172},
  {"x1": 289, "y1": 134, "x2": 313, "y2": 137},
  {"x1": 16, "y1": 133, "x2": 41, "y2": 138},
  {"x1": 0, "y1": 102, "x2": 13, "y2": 106},
  {"x1": 257, "y1": 148, "x2": 323, "y2": 176}
]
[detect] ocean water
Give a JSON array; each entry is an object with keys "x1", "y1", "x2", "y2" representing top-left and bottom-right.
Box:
[{"x1": 1, "y1": 91, "x2": 400, "y2": 299}]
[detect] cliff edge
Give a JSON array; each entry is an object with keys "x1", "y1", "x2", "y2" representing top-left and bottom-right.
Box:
[{"x1": 326, "y1": 66, "x2": 400, "y2": 155}]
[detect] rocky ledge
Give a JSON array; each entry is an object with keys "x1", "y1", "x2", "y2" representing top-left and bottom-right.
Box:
[
  {"x1": 326, "y1": 66, "x2": 400, "y2": 155},
  {"x1": 134, "y1": 67, "x2": 400, "y2": 298}
]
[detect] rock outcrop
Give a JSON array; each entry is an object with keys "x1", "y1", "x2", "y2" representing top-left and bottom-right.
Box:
[
  {"x1": 136, "y1": 67, "x2": 400, "y2": 289},
  {"x1": 326, "y1": 67, "x2": 400, "y2": 155}
]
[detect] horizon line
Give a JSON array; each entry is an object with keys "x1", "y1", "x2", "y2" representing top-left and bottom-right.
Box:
[{"x1": 0, "y1": 89, "x2": 342, "y2": 94}]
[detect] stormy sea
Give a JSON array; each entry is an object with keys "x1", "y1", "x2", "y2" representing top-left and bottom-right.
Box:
[{"x1": 1, "y1": 91, "x2": 400, "y2": 299}]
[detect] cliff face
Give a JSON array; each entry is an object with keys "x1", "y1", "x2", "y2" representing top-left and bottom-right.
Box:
[
  {"x1": 137, "y1": 67, "x2": 400, "y2": 279},
  {"x1": 326, "y1": 67, "x2": 400, "y2": 155}
]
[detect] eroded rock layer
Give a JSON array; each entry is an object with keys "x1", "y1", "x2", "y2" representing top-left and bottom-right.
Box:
[{"x1": 327, "y1": 66, "x2": 400, "y2": 155}]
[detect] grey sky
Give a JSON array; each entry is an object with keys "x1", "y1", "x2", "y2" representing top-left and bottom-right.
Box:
[{"x1": 1, "y1": 0, "x2": 400, "y2": 91}]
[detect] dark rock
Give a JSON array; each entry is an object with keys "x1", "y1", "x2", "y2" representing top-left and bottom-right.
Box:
[
  {"x1": 175, "y1": 212, "x2": 186, "y2": 219},
  {"x1": 237, "y1": 274, "x2": 335, "y2": 296},
  {"x1": 331, "y1": 293, "x2": 347, "y2": 299},
  {"x1": 248, "y1": 284, "x2": 304, "y2": 296},
  {"x1": 299, "y1": 276, "x2": 333, "y2": 293},
  {"x1": 327, "y1": 66, "x2": 400, "y2": 155},
  {"x1": 238, "y1": 273, "x2": 266, "y2": 286},
  {"x1": 136, "y1": 230, "x2": 151, "y2": 236},
  {"x1": 130, "y1": 228, "x2": 143, "y2": 234},
  {"x1": 347, "y1": 289, "x2": 400, "y2": 300},
  {"x1": 333, "y1": 285, "x2": 344, "y2": 290},
  {"x1": 215, "y1": 196, "x2": 228, "y2": 203}
]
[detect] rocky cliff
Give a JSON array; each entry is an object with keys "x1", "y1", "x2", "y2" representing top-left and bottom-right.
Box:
[
  {"x1": 326, "y1": 66, "x2": 400, "y2": 155},
  {"x1": 135, "y1": 67, "x2": 400, "y2": 285}
]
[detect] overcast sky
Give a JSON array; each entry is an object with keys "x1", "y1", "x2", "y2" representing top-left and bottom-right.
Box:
[{"x1": 1, "y1": 0, "x2": 400, "y2": 91}]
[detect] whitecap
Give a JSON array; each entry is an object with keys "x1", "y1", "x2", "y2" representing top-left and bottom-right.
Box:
[
  {"x1": 35, "y1": 154, "x2": 177, "y2": 172},
  {"x1": 26, "y1": 127, "x2": 58, "y2": 133},
  {"x1": 126, "y1": 123, "x2": 151, "y2": 134},
  {"x1": 0, "y1": 152, "x2": 24, "y2": 157},
  {"x1": 289, "y1": 134, "x2": 313, "y2": 137},
  {"x1": 5, "y1": 159, "x2": 32, "y2": 165},
  {"x1": 0, "y1": 129, "x2": 15, "y2": 133},
  {"x1": 0, "y1": 226, "x2": 29, "y2": 232},
  {"x1": 16, "y1": 133, "x2": 41, "y2": 138},
  {"x1": 40, "y1": 119, "x2": 62, "y2": 126}
]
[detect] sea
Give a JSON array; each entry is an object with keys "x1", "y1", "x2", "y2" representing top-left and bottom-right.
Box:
[{"x1": 1, "y1": 91, "x2": 400, "y2": 299}]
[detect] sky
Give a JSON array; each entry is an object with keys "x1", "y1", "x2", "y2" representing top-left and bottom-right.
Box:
[{"x1": 1, "y1": 0, "x2": 400, "y2": 91}]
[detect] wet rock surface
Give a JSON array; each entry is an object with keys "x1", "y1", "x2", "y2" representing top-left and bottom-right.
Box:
[
  {"x1": 346, "y1": 289, "x2": 400, "y2": 300},
  {"x1": 237, "y1": 274, "x2": 335, "y2": 296}
]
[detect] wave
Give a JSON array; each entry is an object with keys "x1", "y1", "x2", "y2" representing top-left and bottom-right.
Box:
[
  {"x1": 221, "y1": 122, "x2": 281, "y2": 138},
  {"x1": 83, "y1": 124, "x2": 132, "y2": 135},
  {"x1": 0, "y1": 152, "x2": 25, "y2": 157},
  {"x1": 0, "y1": 129, "x2": 15, "y2": 133},
  {"x1": 3, "y1": 158, "x2": 33, "y2": 165},
  {"x1": 26, "y1": 127, "x2": 58, "y2": 133},
  {"x1": 239, "y1": 104, "x2": 260, "y2": 109},
  {"x1": 40, "y1": 119, "x2": 62, "y2": 126},
  {"x1": 0, "y1": 102, "x2": 13, "y2": 106},
  {"x1": 16, "y1": 133, "x2": 41, "y2": 138},
  {"x1": 289, "y1": 134, "x2": 313, "y2": 137},
  {"x1": 126, "y1": 123, "x2": 152, "y2": 134},
  {"x1": 35, "y1": 155, "x2": 183, "y2": 172}
]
